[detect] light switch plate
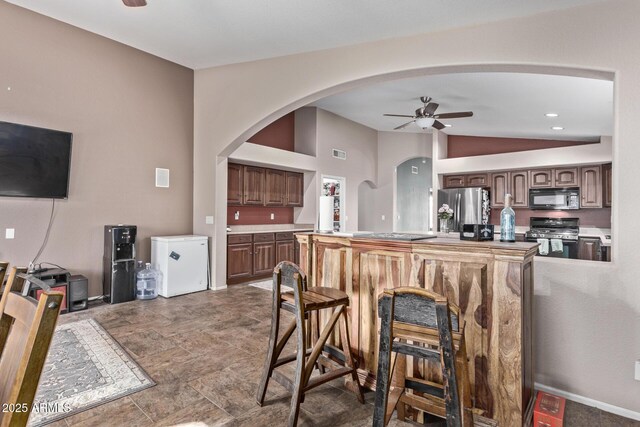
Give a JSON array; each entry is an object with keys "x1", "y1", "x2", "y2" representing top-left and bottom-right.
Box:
[
  {"x1": 381, "y1": 215, "x2": 385, "y2": 221},
  {"x1": 234, "y1": 211, "x2": 240, "y2": 220},
  {"x1": 205, "y1": 216, "x2": 214, "y2": 225},
  {"x1": 5, "y1": 228, "x2": 15, "y2": 239},
  {"x1": 635, "y1": 360, "x2": 640, "y2": 381},
  {"x1": 270, "y1": 213, "x2": 275, "y2": 220}
]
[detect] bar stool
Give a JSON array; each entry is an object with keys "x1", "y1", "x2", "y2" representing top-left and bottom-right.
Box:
[
  {"x1": 256, "y1": 261, "x2": 364, "y2": 427},
  {"x1": 373, "y1": 287, "x2": 473, "y2": 427}
]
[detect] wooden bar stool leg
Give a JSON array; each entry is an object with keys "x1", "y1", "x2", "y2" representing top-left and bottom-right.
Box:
[
  {"x1": 373, "y1": 295, "x2": 394, "y2": 427},
  {"x1": 256, "y1": 290, "x2": 282, "y2": 406},
  {"x1": 288, "y1": 306, "x2": 307, "y2": 427},
  {"x1": 338, "y1": 308, "x2": 364, "y2": 403}
]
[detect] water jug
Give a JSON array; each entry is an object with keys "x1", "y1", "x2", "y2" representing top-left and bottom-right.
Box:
[{"x1": 136, "y1": 262, "x2": 158, "y2": 300}]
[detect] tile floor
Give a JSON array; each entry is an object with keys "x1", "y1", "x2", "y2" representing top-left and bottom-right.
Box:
[{"x1": 53, "y1": 285, "x2": 639, "y2": 427}]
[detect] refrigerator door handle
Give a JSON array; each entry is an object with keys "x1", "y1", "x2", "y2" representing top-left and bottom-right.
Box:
[{"x1": 455, "y1": 192, "x2": 461, "y2": 231}]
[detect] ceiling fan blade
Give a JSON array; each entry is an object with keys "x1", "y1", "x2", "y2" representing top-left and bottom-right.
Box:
[
  {"x1": 432, "y1": 120, "x2": 445, "y2": 130},
  {"x1": 123, "y1": 0, "x2": 147, "y2": 7},
  {"x1": 384, "y1": 114, "x2": 415, "y2": 118},
  {"x1": 424, "y1": 102, "x2": 439, "y2": 115},
  {"x1": 433, "y1": 111, "x2": 473, "y2": 119},
  {"x1": 394, "y1": 121, "x2": 415, "y2": 130}
]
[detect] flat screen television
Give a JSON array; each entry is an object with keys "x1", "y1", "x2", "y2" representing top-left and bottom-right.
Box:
[{"x1": 0, "y1": 121, "x2": 73, "y2": 199}]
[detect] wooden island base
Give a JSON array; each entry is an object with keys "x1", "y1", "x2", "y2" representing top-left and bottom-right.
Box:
[{"x1": 296, "y1": 233, "x2": 538, "y2": 427}]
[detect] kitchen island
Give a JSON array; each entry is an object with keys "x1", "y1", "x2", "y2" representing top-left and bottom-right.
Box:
[{"x1": 296, "y1": 232, "x2": 538, "y2": 427}]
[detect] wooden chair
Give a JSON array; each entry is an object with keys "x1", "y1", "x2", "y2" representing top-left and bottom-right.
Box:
[
  {"x1": 373, "y1": 287, "x2": 473, "y2": 427},
  {"x1": 256, "y1": 261, "x2": 364, "y2": 427},
  {"x1": 0, "y1": 267, "x2": 63, "y2": 427}
]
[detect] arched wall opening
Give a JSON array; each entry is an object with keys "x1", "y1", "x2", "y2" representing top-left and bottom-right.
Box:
[{"x1": 195, "y1": 4, "x2": 640, "y2": 415}]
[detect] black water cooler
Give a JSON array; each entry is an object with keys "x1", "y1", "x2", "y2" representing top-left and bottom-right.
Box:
[{"x1": 103, "y1": 225, "x2": 137, "y2": 304}]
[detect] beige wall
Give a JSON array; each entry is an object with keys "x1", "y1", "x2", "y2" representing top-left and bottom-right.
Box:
[
  {"x1": 315, "y1": 109, "x2": 378, "y2": 232},
  {"x1": 194, "y1": 0, "x2": 640, "y2": 413},
  {"x1": 376, "y1": 131, "x2": 432, "y2": 232},
  {"x1": 0, "y1": 2, "x2": 194, "y2": 296}
]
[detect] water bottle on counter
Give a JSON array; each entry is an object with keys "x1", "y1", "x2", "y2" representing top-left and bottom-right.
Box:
[
  {"x1": 136, "y1": 262, "x2": 159, "y2": 300},
  {"x1": 500, "y1": 193, "x2": 516, "y2": 243}
]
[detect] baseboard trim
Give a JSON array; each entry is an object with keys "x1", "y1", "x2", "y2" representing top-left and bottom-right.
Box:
[{"x1": 535, "y1": 382, "x2": 640, "y2": 421}]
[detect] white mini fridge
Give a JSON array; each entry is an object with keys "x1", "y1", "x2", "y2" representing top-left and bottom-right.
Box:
[{"x1": 151, "y1": 235, "x2": 209, "y2": 297}]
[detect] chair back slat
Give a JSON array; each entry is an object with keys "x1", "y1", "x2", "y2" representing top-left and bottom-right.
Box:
[
  {"x1": 0, "y1": 262, "x2": 8, "y2": 288},
  {"x1": 4, "y1": 294, "x2": 38, "y2": 327}
]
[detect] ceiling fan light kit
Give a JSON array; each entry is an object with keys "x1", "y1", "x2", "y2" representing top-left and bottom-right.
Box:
[{"x1": 415, "y1": 117, "x2": 435, "y2": 129}]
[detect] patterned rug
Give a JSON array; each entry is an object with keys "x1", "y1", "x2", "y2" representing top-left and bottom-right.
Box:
[{"x1": 28, "y1": 319, "x2": 155, "y2": 426}]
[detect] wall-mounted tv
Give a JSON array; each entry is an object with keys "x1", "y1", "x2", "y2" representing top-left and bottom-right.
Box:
[{"x1": 0, "y1": 121, "x2": 73, "y2": 199}]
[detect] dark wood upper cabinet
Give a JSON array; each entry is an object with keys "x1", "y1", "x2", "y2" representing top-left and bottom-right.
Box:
[
  {"x1": 580, "y1": 165, "x2": 602, "y2": 208},
  {"x1": 465, "y1": 173, "x2": 488, "y2": 187},
  {"x1": 264, "y1": 169, "x2": 286, "y2": 206},
  {"x1": 227, "y1": 163, "x2": 243, "y2": 205},
  {"x1": 443, "y1": 175, "x2": 466, "y2": 188},
  {"x1": 602, "y1": 163, "x2": 612, "y2": 207},
  {"x1": 228, "y1": 163, "x2": 303, "y2": 208},
  {"x1": 510, "y1": 170, "x2": 529, "y2": 208},
  {"x1": 529, "y1": 169, "x2": 553, "y2": 188},
  {"x1": 243, "y1": 166, "x2": 266, "y2": 205},
  {"x1": 227, "y1": 242, "x2": 252, "y2": 280},
  {"x1": 491, "y1": 172, "x2": 509, "y2": 208},
  {"x1": 285, "y1": 172, "x2": 304, "y2": 207},
  {"x1": 253, "y1": 241, "x2": 275, "y2": 276},
  {"x1": 554, "y1": 167, "x2": 579, "y2": 187}
]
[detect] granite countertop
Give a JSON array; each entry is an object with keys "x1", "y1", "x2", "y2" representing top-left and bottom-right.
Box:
[
  {"x1": 300, "y1": 231, "x2": 539, "y2": 252},
  {"x1": 227, "y1": 224, "x2": 315, "y2": 235}
]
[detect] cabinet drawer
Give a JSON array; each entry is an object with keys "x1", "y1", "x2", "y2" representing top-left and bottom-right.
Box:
[
  {"x1": 443, "y1": 175, "x2": 466, "y2": 188},
  {"x1": 254, "y1": 233, "x2": 275, "y2": 242},
  {"x1": 228, "y1": 234, "x2": 252, "y2": 245},
  {"x1": 465, "y1": 173, "x2": 488, "y2": 187},
  {"x1": 276, "y1": 232, "x2": 294, "y2": 241}
]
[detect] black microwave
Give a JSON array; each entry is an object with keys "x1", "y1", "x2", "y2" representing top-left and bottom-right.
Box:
[{"x1": 529, "y1": 188, "x2": 580, "y2": 210}]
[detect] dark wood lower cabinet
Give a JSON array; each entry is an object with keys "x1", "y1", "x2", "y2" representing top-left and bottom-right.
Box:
[
  {"x1": 276, "y1": 241, "x2": 295, "y2": 264},
  {"x1": 227, "y1": 232, "x2": 300, "y2": 284},
  {"x1": 578, "y1": 237, "x2": 602, "y2": 261},
  {"x1": 226, "y1": 243, "x2": 252, "y2": 280},
  {"x1": 253, "y1": 242, "x2": 275, "y2": 276}
]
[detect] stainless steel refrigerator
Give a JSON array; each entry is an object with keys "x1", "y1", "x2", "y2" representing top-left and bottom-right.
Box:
[{"x1": 437, "y1": 187, "x2": 490, "y2": 232}]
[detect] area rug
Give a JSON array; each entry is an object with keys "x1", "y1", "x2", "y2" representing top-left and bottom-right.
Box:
[
  {"x1": 249, "y1": 279, "x2": 293, "y2": 292},
  {"x1": 28, "y1": 318, "x2": 155, "y2": 426}
]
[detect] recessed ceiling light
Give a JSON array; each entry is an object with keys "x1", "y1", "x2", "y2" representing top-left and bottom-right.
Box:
[
  {"x1": 545, "y1": 113, "x2": 559, "y2": 117},
  {"x1": 444, "y1": 124, "x2": 452, "y2": 128},
  {"x1": 551, "y1": 126, "x2": 564, "y2": 130}
]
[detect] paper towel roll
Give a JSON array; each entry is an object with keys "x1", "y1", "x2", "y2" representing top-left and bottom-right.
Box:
[{"x1": 319, "y1": 196, "x2": 334, "y2": 231}]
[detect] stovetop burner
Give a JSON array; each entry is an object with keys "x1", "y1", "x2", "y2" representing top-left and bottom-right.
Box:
[{"x1": 525, "y1": 217, "x2": 580, "y2": 241}]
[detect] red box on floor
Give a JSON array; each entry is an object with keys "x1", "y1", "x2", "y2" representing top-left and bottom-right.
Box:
[{"x1": 534, "y1": 391, "x2": 566, "y2": 427}]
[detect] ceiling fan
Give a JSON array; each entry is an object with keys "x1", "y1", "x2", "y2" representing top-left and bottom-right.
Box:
[
  {"x1": 384, "y1": 96, "x2": 473, "y2": 130},
  {"x1": 123, "y1": 0, "x2": 147, "y2": 7}
]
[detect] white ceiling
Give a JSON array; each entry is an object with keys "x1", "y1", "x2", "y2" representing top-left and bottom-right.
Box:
[
  {"x1": 311, "y1": 72, "x2": 613, "y2": 140},
  {"x1": 6, "y1": 0, "x2": 605, "y2": 69}
]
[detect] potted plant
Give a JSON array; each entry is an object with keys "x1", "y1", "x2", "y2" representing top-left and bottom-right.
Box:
[{"x1": 438, "y1": 204, "x2": 454, "y2": 233}]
